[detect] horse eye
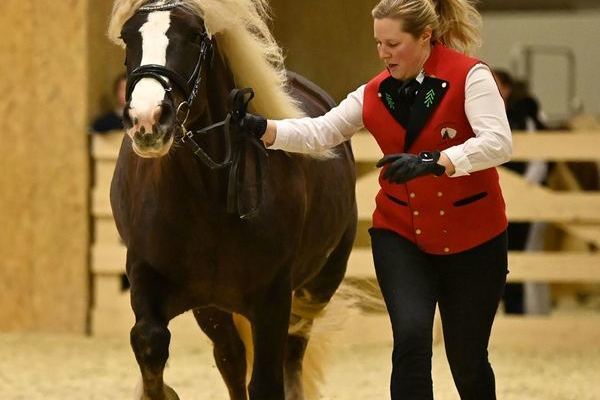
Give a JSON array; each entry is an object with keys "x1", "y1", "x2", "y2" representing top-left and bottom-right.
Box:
[{"x1": 191, "y1": 33, "x2": 202, "y2": 42}]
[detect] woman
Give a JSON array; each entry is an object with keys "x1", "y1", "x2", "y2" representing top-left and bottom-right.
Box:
[{"x1": 243, "y1": 0, "x2": 511, "y2": 398}]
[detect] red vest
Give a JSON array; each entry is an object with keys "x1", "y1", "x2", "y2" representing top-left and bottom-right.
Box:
[{"x1": 363, "y1": 44, "x2": 507, "y2": 254}]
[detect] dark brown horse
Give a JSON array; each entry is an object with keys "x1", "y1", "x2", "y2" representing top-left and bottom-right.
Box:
[{"x1": 108, "y1": 1, "x2": 356, "y2": 399}]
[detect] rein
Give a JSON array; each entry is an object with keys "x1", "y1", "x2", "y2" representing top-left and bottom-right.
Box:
[
  {"x1": 126, "y1": 1, "x2": 267, "y2": 219},
  {"x1": 181, "y1": 89, "x2": 269, "y2": 219}
]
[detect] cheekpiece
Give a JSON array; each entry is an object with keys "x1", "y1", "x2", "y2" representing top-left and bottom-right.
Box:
[{"x1": 139, "y1": 0, "x2": 185, "y2": 12}]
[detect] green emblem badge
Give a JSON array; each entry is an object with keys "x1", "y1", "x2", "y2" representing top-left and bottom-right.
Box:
[
  {"x1": 424, "y1": 89, "x2": 435, "y2": 108},
  {"x1": 385, "y1": 93, "x2": 396, "y2": 110}
]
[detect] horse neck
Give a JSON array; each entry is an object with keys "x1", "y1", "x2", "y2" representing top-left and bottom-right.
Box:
[
  {"x1": 182, "y1": 44, "x2": 236, "y2": 198},
  {"x1": 201, "y1": 44, "x2": 236, "y2": 131}
]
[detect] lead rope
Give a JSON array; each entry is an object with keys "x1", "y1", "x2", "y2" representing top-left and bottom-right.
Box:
[{"x1": 179, "y1": 88, "x2": 268, "y2": 219}]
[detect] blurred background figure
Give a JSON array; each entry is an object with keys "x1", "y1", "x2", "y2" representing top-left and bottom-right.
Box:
[
  {"x1": 493, "y1": 68, "x2": 551, "y2": 315},
  {"x1": 493, "y1": 69, "x2": 546, "y2": 132},
  {"x1": 90, "y1": 73, "x2": 126, "y2": 134}
]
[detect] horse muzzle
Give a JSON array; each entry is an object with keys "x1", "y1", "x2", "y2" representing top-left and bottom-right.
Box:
[
  {"x1": 131, "y1": 132, "x2": 174, "y2": 158},
  {"x1": 129, "y1": 124, "x2": 174, "y2": 158},
  {"x1": 125, "y1": 102, "x2": 176, "y2": 158}
]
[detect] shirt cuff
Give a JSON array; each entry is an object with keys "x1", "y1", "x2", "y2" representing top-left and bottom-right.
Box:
[
  {"x1": 268, "y1": 121, "x2": 290, "y2": 150},
  {"x1": 442, "y1": 147, "x2": 472, "y2": 177}
]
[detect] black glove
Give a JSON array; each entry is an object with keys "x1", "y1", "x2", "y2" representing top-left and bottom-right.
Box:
[
  {"x1": 227, "y1": 88, "x2": 267, "y2": 140},
  {"x1": 376, "y1": 151, "x2": 446, "y2": 184},
  {"x1": 239, "y1": 113, "x2": 267, "y2": 140}
]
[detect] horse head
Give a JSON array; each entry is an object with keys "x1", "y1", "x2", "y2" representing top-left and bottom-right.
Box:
[
  {"x1": 119, "y1": 0, "x2": 213, "y2": 158},
  {"x1": 112, "y1": 0, "x2": 303, "y2": 159}
]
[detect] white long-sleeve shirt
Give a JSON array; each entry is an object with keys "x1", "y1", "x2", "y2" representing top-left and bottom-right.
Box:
[{"x1": 270, "y1": 64, "x2": 512, "y2": 177}]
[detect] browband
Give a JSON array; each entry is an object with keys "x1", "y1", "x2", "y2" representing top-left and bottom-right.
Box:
[{"x1": 139, "y1": 0, "x2": 185, "y2": 12}]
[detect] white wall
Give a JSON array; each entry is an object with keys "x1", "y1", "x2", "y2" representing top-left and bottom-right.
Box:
[{"x1": 479, "y1": 10, "x2": 600, "y2": 125}]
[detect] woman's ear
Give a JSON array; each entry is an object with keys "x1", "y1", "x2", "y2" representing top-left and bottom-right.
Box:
[{"x1": 421, "y1": 26, "x2": 433, "y2": 43}]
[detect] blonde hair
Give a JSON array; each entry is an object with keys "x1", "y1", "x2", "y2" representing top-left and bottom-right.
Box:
[
  {"x1": 372, "y1": 0, "x2": 482, "y2": 55},
  {"x1": 107, "y1": 0, "x2": 303, "y2": 120}
]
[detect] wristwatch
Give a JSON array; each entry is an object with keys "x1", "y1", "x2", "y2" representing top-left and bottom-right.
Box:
[{"x1": 419, "y1": 151, "x2": 446, "y2": 176}]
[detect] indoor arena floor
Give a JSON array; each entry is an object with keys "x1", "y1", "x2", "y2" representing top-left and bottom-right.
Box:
[{"x1": 1, "y1": 324, "x2": 599, "y2": 400}]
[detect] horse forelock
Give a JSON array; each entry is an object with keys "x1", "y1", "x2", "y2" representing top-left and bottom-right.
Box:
[{"x1": 108, "y1": 0, "x2": 303, "y2": 120}]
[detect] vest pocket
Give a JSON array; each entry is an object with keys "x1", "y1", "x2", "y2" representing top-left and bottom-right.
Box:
[
  {"x1": 385, "y1": 193, "x2": 408, "y2": 206},
  {"x1": 453, "y1": 192, "x2": 488, "y2": 207}
]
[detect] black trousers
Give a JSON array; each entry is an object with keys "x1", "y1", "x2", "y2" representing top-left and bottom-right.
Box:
[{"x1": 369, "y1": 229, "x2": 508, "y2": 400}]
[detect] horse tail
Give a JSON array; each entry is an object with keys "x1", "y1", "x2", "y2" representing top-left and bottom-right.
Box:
[
  {"x1": 296, "y1": 281, "x2": 382, "y2": 400},
  {"x1": 289, "y1": 292, "x2": 329, "y2": 400},
  {"x1": 296, "y1": 217, "x2": 360, "y2": 400},
  {"x1": 230, "y1": 288, "x2": 378, "y2": 400}
]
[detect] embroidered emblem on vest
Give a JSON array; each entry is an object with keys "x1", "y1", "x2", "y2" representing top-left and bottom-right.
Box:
[
  {"x1": 385, "y1": 93, "x2": 396, "y2": 110},
  {"x1": 441, "y1": 127, "x2": 457, "y2": 140},
  {"x1": 424, "y1": 89, "x2": 436, "y2": 108}
]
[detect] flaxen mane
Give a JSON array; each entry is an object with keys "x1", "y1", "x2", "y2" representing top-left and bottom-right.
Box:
[{"x1": 108, "y1": 0, "x2": 303, "y2": 120}]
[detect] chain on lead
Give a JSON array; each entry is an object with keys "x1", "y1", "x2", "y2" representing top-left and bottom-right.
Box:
[{"x1": 176, "y1": 102, "x2": 192, "y2": 142}]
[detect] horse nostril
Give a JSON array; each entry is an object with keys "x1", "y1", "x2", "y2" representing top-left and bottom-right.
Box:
[{"x1": 134, "y1": 130, "x2": 155, "y2": 146}]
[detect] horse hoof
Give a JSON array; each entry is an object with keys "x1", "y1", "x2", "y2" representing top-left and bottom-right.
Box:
[
  {"x1": 164, "y1": 384, "x2": 181, "y2": 400},
  {"x1": 134, "y1": 380, "x2": 180, "y2": 400}
]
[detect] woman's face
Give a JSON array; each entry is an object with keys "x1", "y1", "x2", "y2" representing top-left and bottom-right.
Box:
[{"x1": 374, "y1": 18, "x2": 431, "y2": 80}]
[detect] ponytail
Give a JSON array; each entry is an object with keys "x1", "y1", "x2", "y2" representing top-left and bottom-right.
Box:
[{"x1": 432, "y1": 0, "x2": 482, "y2": 55}]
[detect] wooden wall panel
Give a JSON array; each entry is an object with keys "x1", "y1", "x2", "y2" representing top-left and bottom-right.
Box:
[
  {"x1": 269, "y1": 0, "x2": 382, "y2": 102},
  {"x1": 88, "y1": 0, "x2": 126, "y2": 124},
  {"x1": 0, "y1": 0, "x2": 90, "y2": 332}
]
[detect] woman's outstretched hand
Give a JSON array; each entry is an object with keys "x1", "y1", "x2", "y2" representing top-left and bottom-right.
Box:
[
  {"x1": 228, "y1": 88, "x2": 268, "y2": 140},
  {"x1": 239, "y1": 113, "x2": 268, "y2": 140}
]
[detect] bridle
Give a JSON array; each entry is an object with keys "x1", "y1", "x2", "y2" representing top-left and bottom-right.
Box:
[
  {"x1": 126, "y1": 0, "x2": 210, "y2": 111},
  {"x1": 125, "y1": 1, "x2": 228, "y2": 166},
  {"x1": 124, "y1": 0, "x2": 268, "y2": 219},
  {"x1": 125, "y1": 34, "x2": 213, "y2": 126}
]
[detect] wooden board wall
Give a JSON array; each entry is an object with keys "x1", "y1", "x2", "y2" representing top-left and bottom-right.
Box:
[
  {"x1": 0, "y1": 0, "x2": 90, "y2": 333},
  {"x1": 269, "y1": 0, "x2": 382, "y2": 102},
  {"x1": 87, "y1": 0, "x2": 127, "y2": 124}
]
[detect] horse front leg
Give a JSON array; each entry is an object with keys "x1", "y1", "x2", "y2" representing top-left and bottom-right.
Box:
[
  {"x1": 128, "y1": 261, "x2": 179, "y2": 400},
  {"x1": 248, "y1": 277, "x2": 292, "y2": 400},
  {"x1": 131, "y1": 318, "x2": 178, "y2": 400}
]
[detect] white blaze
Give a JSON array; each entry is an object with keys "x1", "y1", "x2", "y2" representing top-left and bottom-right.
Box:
[{"x1": 130, "y1": 11, "x2": 171, "y2": 118}]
